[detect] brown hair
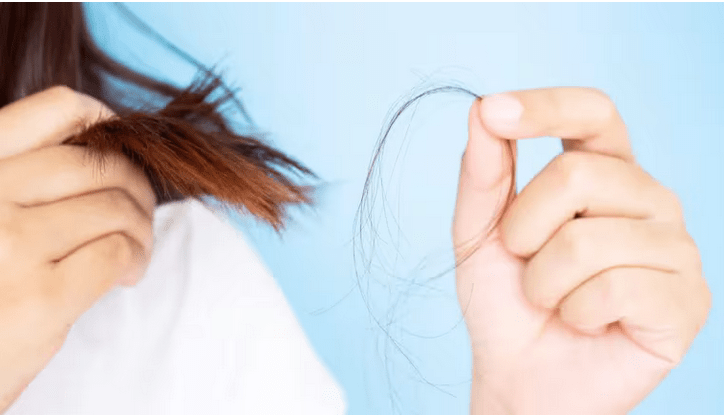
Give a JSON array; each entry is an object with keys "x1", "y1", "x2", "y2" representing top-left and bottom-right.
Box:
[{"x1": 0, "y1": 3, "x2": 314, "y2": 229}]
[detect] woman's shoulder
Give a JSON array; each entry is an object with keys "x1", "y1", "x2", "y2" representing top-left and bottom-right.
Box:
[
  {"x1": 146, "y1": 197, "x2": 348, "y2": 413},
  {"x1": 7, "y1": 198, "x2": 346, "y2": 415}
]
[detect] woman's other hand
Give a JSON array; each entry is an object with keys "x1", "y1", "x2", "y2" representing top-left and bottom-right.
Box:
[
  {"x1": 0, "y1": 86, "x2": 156, "y2": 412},
  {"x1": 453, "y1": 87, "x2": 711, "y2": 415}
]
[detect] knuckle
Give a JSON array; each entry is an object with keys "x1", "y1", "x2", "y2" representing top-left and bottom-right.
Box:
[
  {"x1": 557, "y1": 219, "x2": 592, "y2": 265},
  {"x1": 499, "y1": 214, "x2": 524, "y2": 256},
  {"x1": 658, "y1": 188, "x2": 686, "y2": 222},
  {"x1": 104, "y1": 188, "x2": 152, "y2": 249},
  {"x1": 46, "y1": 85, "x2": 83, "y2": 111},
  {"x1": 679, "y1": 233, "x2": 703, "y2": 276},
  {"x1": 586, "y1": 88, "x2": 618, "y2": 123},
  {"x1": 102, "y1": 188, "x2": 135, "y2": 215},
  {"x1": 522, "y1": 261, "x2": 556, "y2": 309},
  {"x1": 123, "y1": 161, "x2": 157, "y2": 210},
  {"x1": 84, "y1": 188, "x2": 123, "y2": 224},
  {"x1": 552, "y1": 151, "x2": 593, "y2": 190},
  {"x1": 47, "y1": 85, "x2": 115, "y2": 123},
  {"x1": 702, "y1": 280, "x2": 713, "y2": 319},
  {"x1": 521, "y1": 264, "x2": 544, "y2": 307},
  {"x1": 100, "y1": 233, "x2": 134, "y2": 266},
  {"x1": 90, "y1": 152, "x2": 130, "y2": 184},
  {"x1": 0, "y1": 204, "x2": 22, "y2": 261},
  {"x1": 695, "y1": 274, "x2": 713, "y2": 316},
  {"x1": 685, "y1": 264, "x2": 711, "y2": 332},
  {"x1": 102, "y1": 189, "x2": 140, "y2": 228},
  {"x1": 46, "y1": 84, "x2": 77, "y2": 99}
]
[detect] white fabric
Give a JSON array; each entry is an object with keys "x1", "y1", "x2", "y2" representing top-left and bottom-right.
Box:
[{"x1": 7, "y1": 198, "x2": 346, "y2": 414}]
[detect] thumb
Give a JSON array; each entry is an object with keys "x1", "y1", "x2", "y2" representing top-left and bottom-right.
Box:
[{"x1": 453, "y1": 97, "x2": 517, "y2": 258}]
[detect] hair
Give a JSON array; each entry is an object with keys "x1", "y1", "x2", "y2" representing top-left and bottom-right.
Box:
[
  {"x1": 0, "y1": 3, "x2": 315, "y2": 230},
  {"x1": 353, "y1": 85, "x2": 516, "y2": 412},
  {"x1": 1, "y1": 3, "x2": 517, "y2": 412}
]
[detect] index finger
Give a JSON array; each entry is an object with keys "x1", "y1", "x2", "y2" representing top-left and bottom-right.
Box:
[
  {"x1": 479, "y1": 87, "x2": 634, "y2": 162},
  {"x1": 47, "y1": 233, "x2": 143, "y2": 322},
  {"x1": 0, "y1": 86, "x2": 115, "y2": 159}
]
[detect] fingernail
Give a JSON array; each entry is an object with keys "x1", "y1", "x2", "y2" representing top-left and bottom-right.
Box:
[{"x1": 480, "y1": 93, "x2": 523, "y2": 130}]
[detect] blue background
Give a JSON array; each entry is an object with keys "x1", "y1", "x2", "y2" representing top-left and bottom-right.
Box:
[{"x1": 86, "y1": 3, "x2": 723, "y2": 414}]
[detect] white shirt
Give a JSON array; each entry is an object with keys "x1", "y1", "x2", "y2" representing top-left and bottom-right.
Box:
[{"x1": 6, "y1": 198, "x2": 346, "y2": 414}]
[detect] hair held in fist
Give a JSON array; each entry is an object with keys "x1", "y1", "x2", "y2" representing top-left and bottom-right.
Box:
[
  {"x1": 1, "y1": 2, "x2": 314, "y2": 231},
  {"x1": 62, "y1": 74, "x2": 315, "y2": 230}
]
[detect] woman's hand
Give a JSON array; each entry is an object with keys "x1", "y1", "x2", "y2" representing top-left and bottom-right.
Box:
[
  {"x1": 0, "y1": 86, "x2": 156, "y2": 412},
  {"x1": 453, "y1": 87, "x2": 711, "y2": 414}
]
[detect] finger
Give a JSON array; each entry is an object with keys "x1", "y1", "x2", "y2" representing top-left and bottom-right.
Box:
[
  {"x1": 46, "y1": 233, "x2": 143, "y2": 322},
  {"x1": 0, "y1": 86, "x2": 115, "y2": 159},
  {"x1": 501, "y1": 151, "x2": 683, "y2": 257},
  {"x1": 559, "y1": 266, "x2": 711, "y2": 363},
  {"x1": 0, "y1": 144, "x2": 156, "y2": 217},
  {"x1": 479, "y1": 87, "x2": 633, "y2": 162},
  {"x1": 453, "y1": 98, "x2": 517, "y2": 253},
  {"x1": 524, "y1": 216, "x2": 697, "y2": 310},
  {"x1": 21, "y1": 188, "x2": 153, "y2": 263},
  {"x1": 558, "y1": 267, "x2": 675, "y2": 335}
]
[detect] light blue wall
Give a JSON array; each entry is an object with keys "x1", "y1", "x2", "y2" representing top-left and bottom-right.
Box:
[{"x1": 86, "y1": 3, "x2": 723, "y2": 414}]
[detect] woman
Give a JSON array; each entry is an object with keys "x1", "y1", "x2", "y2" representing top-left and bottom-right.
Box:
[{"x1": 0, "y1": 3, "x2": 711, "y2": 415}]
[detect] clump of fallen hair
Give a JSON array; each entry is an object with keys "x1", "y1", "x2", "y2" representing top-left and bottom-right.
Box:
[{"x1": 63, "y1": 72, "x2": 315, "y2": 230}]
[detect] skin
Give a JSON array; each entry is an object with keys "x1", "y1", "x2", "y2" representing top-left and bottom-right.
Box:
[
  {"x1": 0, "y1": 86, "x2": 710, "y2": 414},
  {"x1": 0, "y1": 86, "x2": 156, "y2": 412},
  {"x1": 454, "y1": 88, "x2": 712, "y2": 414}
]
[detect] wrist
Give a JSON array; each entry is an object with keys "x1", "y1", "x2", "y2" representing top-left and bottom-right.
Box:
[
  {"x1": 471, "y1": 379, "x2": 513, "y2": 415},
  {"x1": 470, "y1": 366, "x2": 515, "y2": 415},
  {"x1": 470, "y1": 369, "x2": 631, "y2": 415}
]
